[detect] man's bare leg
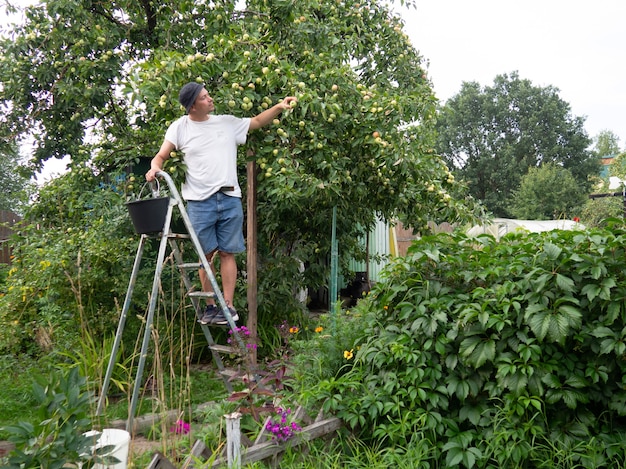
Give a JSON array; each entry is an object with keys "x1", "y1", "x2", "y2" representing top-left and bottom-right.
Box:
[
  {"x1": 199, "y1": 250, "x2": 236, "y2": 307},
  {"x1": 199, "y1": 251, "x2": 217, "y2": 305}
]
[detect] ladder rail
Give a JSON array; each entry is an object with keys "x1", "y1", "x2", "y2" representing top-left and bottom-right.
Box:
[
  {"x1": 127, "y1": 199, "x2": 175, "y2": 431},
  {"x1": 96, "y1": 234, "x2": 148, "y2": 415}
]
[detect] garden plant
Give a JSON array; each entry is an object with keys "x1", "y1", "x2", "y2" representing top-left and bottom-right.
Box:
[{"x1": 309, "y1": 224, "x2": 626, "y2": 467}]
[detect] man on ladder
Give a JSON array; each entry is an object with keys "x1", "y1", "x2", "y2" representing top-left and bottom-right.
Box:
[{"x1": 146, "y1": 81, "x2": 297, "y2": 325}]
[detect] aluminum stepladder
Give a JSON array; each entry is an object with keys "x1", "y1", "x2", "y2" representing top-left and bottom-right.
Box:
[{"x1": 96, "y1": 170, "x2": 243, "y2": 432}]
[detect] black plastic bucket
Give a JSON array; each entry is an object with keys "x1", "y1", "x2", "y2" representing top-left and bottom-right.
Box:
[
  {"x1": 126, "y1": 180, "x2": 170, "y2": 234},
  {"x1": 126, "y1": 196, "x2": 170, "y2": 234}
]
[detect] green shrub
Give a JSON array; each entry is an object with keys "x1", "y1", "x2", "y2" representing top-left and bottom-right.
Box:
[
  {"x1": 1, "y1": 367, "x2": 118, "y2": 469},
  {"x1": 314, "y1": 226, "x2": 626, "y2": 467}
]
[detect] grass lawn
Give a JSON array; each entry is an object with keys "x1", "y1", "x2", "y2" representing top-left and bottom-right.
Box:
[{"x1": 0, "y1": 354, "x2": 227, "y2": 441}]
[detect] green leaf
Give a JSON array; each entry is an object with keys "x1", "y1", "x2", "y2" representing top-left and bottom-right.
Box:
[
  {"x1": 565, "y1": 374, "x2": 587, "y2": 388},
  {"x1": 557, "y1": 304, "x2": 582, "y2": 329},
  {"x1": 581, "y1": 284, "x2": 601, "y2": 302},
  {"x1": 543, "y1": 242, "x2": 562, "y2": 260},
  {"x1": 555, "y1": 273, "x2": 574, "y2": 292},
  {"x1": 444, "y1": 447, "x2": 464, "y2": 467},
  {"x1": 459, "y1": 404, "x2": 482, "y2": 425},
  {"x1": 592, "y1": 326, "x2": 616, "y2": 338},
  {"x1": 460, "y1": 336, "x2": 495, "y2": 368},
  {"x1": 600, "y1": 338, "x2": 617, "y2": 354},
  {"x1": 542, "y1": 373, "x2": 561, "y2": 389},
  {"x1": 527, "y1": 309, "x2": 551, "y2": 342}
]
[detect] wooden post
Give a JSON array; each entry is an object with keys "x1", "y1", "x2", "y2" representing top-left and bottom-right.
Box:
[
  {"x1": 246, "y1": 158, "x2": 258, "y2": 365},
  {"x1": 225, "y1": 412, "x2": 242, "y2": 469}
]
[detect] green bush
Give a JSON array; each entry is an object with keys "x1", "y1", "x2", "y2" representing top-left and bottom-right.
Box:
[
  {"x1": 0, "y1": 169, "x2": 145, "y2": 356},
  {"x1": 315, "y1": 226, "x2": 626, "y2": 467},
  {"x1": 1, "y1": 367, "x2": 118, "y2": 469}
]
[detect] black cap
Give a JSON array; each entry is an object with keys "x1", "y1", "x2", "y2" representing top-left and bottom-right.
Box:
[{"x1": 178, "y1": 82, "x2": 204, "y2": 113}]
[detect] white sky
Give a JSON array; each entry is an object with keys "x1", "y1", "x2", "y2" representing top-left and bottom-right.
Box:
[
  {"x1": 399, "y1": 0, "x2": 626, "y2": 149},
  {"x1": 3, "y1": 0, "x2": 625, "y2": 182}
]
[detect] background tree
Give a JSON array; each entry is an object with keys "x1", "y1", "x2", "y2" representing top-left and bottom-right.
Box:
[
  {"x1": 0, "y1": 0, "x2": 481, "y2": 355},
  {"x1": 435, "y1": 72, "x2": 598, "y2": 217},
  {"x1": 508, "y1": 163, "x2": 586, "y2": 220},
  {"x1": 579, "y1": 196, "x2": 624, "y2": 228},
  {"x1": 608, "y1": 150, "x2": 626, "y2": 184},
  {"x1": 593, "y1": 129, "x2": 621, "y2": 156}
]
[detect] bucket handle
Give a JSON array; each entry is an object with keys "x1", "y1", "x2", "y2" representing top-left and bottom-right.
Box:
[{"x1": 133, "y1": 179, "x2": 162, "y2": 201}]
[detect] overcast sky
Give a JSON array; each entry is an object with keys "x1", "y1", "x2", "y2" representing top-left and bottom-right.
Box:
[{"x1": 399, "y1": 0, "x2": 626, "y2": 149}]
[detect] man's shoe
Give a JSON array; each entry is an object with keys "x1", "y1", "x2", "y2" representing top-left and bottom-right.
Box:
[
  {"x1": 198, "y1": 304, "x2": 218, "y2": 325},
  {"x1": 210, "y1": 306, "x2": 239, "y2": 325}
]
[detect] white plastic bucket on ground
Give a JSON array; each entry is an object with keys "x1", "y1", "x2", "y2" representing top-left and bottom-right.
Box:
[{"x1": 86, "y1": 429, "x2": 131, "y2": 469}]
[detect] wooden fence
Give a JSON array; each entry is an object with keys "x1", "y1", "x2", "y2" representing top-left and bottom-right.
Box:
[{"x1": 0, "y1": 210, "x2": 21, "y2": 264}]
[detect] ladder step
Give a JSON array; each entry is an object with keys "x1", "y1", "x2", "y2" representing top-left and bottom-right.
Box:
[
  {"x1": 220, "y1": 369, "x2": 257, "y2": 383},
  {"x1": 188, "y1": 291, "x2": 216, "y2": 299},
  {"x1": 210, "y1": 344, "x2": 241, "y2": 355},
  {"x1": 220, "y1": 368, "x2": 237, "y2": 378},
  {"x1": 167, "y1": 233, "x2": 191, "y2": 239},
  {"x1": 178, "y1": 262, "x2": 202, "y2": 270}
]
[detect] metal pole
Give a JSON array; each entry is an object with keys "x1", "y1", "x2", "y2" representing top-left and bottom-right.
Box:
[{"x1": 329, "y1": 206, "x2": 338, "y2": 320}]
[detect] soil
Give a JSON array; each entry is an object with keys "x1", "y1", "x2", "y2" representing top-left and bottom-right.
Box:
[{"x1": 131, "y1": 435, "x2": 164, "y2": 456}]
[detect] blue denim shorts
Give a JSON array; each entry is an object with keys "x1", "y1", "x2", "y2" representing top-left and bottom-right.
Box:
[{"x1": 187, "y1": 193, "x2": 245, "y2": 255}]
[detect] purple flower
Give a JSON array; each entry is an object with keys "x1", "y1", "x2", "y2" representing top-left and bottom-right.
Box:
[
  {"x1": 265, "y1": 407, "x2": 301, "y2": 442},
  {"x1": 170, "y1": 420, "x2": 190, "y2": 434}
]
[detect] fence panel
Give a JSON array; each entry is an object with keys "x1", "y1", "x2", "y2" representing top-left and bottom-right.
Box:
[{"x1": 0, "y1": 210, "x2": 21, "y2": 264}]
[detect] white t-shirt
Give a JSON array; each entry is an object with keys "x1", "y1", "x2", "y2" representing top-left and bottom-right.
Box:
[{"x1": 164, "y1": 114, "x2": 251, "y2": 200}]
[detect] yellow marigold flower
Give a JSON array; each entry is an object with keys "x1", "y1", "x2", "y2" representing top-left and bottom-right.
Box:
[
  {"x1": 344, "y1": 349, "x2": 354, "y2": 360},
  {"x1": 315, "y1": 326, "x2": 324, "y2": 333},
  {"x1": 383, "y1": 305, "x2": 389, "y2": 310},
  {"x1": 289, "y1": 326, "x2": 299, "y2": 334}
]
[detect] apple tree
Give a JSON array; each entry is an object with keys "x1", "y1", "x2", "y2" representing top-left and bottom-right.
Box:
[{"x1": 0, "y1": 0, "x2": 481, "y2": 352}]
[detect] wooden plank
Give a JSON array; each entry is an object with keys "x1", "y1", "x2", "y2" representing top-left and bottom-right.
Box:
[
  {"x1": 181, "y1": 439, "x2": 214, "y2": 469},
  {"x1": 209, "y1": 344, "x2": 240, "y2": 355},
  {"x1": 253, "y1": 416, "x2": 271, "y2": 445},
  {"x1": 187, "y1": 291, "x2": 216, "y2": 299},
  {"x1": 146, "y1": 451, "x2": 178, "y2": 469},
  {"x1": 210, "y1": 417, "x2": 342, "y2": 467}
]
